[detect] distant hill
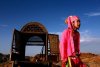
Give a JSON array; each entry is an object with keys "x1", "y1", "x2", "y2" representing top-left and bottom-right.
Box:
[
  {"x1": 80, "y1": 53, "x2": 100, "y2": 67},
  {"x1": 0, "y1": 53, "x2": 10, "y2": 63}
]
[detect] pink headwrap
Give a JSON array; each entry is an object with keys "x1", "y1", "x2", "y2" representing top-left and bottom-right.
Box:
[
  {"x1": 59, "y1": 16, "x2": 80, "y2": 62},
  {"x1": 65, "y1": 16, "x2": 79, "y2": 29}
]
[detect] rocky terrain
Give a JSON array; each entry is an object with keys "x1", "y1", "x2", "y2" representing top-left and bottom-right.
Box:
[
  {"x1": 0, "y1": 53, "x2": 100, "y2": 67},
  {"x1": 80, "y1": 53, "x2": 100, "y2": 67}
]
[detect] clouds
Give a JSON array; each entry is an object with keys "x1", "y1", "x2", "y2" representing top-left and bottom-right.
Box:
[
  {"x1": 0, "y1": 24, "x2": 8, "y2": 29},
  {"x1": 0, "y1": 24, "x2": 8, "y2": 27},
  {"x1": 84, "y1": 12, "x2": 100, "y2": 16},
  {"x1": 80, "y1": 30, "x2": 100, "y2": 43},
  {"x1": 80, "y1": 30, "x2": 100, "y2": 54}
]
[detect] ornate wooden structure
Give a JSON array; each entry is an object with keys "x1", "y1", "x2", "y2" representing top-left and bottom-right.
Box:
[{"x1": 10, "y1": 22, "x2": 59, "y2": 67}]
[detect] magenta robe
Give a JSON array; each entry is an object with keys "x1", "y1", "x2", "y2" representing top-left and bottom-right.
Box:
[
  {"x1": 59, "y1": 28, "x2": 80, "y2": 62},
  {"x1": 59, "y1": 16, "x2": 86, "y2": 67}
]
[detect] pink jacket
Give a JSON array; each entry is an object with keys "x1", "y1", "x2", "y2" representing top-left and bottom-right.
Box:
[{"x1": 59, "y1": 16, "x2": 80, "y2": 62}]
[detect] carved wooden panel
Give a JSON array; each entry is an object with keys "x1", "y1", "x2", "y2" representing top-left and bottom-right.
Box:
[
  {"x1": 48, "y1": 34, "x2": 59, "y2": 54},
  {"x1": 21, "y1": 22, "x2": 48, "y2": 33}
]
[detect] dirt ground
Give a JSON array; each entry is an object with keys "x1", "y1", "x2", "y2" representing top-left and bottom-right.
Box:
[
  {"x1": 0, "y1": 53, "x2": 100, "y2": 67},
  {"x1": 80, "y1": 53, "x2": 100, "y2": 67}
]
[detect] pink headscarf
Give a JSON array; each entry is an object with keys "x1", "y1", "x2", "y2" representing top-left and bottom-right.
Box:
[
  {"x1": 65, "y1": 16, "x2": 79, "y2": 29},
  {"x1": 59, "y1": 16, "x2": 80, "y2": 62}
]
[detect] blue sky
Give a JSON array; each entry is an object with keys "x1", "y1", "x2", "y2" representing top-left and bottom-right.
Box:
[{"x1": 0, "y1": 0, "x2": 100, "y2": 56}]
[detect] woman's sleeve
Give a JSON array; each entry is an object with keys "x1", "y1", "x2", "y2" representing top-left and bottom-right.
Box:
[{"x1": 59, "y1": 30, "x2": 67, "y2": 61}]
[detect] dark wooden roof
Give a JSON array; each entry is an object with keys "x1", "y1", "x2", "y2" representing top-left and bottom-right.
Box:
[{"x1": 20, "y1": 22, "x2": 48, "y2": 33}]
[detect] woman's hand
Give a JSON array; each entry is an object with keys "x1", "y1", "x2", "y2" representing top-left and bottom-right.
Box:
[{"x1": 62, "y1": 58, "x2": 68, "y2": 63}]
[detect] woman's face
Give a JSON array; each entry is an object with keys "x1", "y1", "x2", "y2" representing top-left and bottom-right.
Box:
[{"x1": 72, "y1": 19, "x2": 80, "y2": 30}]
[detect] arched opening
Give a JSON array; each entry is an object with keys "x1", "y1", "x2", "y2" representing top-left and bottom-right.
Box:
[
  {"x1": 27, "y1": 36, "x2": 44, "y2": 45},
  {"x1": 25, "y1": 36, "x2": 45, "y2": 56}
]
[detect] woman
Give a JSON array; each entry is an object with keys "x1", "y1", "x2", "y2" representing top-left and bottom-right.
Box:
[{"x1": 59, "y1": 16, "x2": 86, "y2": 67}]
